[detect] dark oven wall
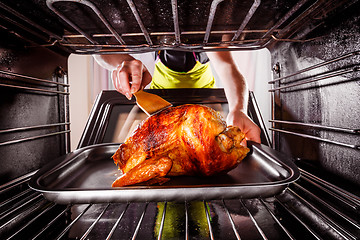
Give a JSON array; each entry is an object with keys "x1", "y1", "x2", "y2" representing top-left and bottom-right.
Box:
[
  {"x1": 269, "y1": 1, "x2": 360, "y2": 188},
  {"x1": 0, "y1": 30, "x2": 69, "y2": 185}
]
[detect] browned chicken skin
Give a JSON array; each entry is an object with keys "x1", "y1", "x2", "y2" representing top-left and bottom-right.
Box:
[{"x1": 112, "y1": 104, "x2": 249, "y2": 187}]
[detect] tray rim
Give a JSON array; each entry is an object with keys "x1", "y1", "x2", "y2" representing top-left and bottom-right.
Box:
[{"x1": 29, "y1": 142, "x2": 300, "y2": 203}]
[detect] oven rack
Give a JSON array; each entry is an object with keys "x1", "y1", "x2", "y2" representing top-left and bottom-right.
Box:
[
  {"x1": 0, "y1": 0, "x2": 351, "y2": 54},
  {"x1": 0, "y1": 168, "x2": 359, "y2": 240},
  {"x1": 44, "y1": 0, "x2": 333, "y2": 53}
]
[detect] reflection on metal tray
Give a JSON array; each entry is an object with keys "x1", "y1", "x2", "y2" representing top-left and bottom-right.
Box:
[{"x1": 29, "y1": 142, "x2": 300, "y2": 204}]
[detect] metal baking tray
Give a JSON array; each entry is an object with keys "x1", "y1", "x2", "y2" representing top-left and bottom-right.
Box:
[{"x1": 29, "y1": 142, "x2": 300, "y2": 204}]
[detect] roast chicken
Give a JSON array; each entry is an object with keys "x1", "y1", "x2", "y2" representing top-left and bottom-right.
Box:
[{"x1": 112, "y1": 104, "x2": 249, "y2": 187}]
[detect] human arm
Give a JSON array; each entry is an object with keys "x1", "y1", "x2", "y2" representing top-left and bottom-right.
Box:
[
  {"x1": 93, "y1": 54, "x2": 152, "y2": 99},
  {"x1": 206, "y1": 51, "x2": 261, "y2": 144}
]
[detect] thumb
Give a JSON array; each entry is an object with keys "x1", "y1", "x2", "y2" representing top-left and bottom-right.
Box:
[{"x1": 244, "y1": 126, "x2": 261, "y2": 144}]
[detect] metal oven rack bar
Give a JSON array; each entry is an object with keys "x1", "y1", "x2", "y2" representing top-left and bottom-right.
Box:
[
  {"x1": 269, "y1": 120, "x2": 360, "y2": 134},
  {"x1": 1, "y1": 170, "x2": 359, "y2": 239},
  {"x1": 269, "y1": 119, "x2": 360, "y2": 150},
  {"x1": 269, "y1": 67, "x2": 360, "y2": 92},
  {"x1": 126, "y1": 0, "x2": 152, "y2": 45},
  {"x1": 0, "y1": 129, "x2": 71, "y2": 147},
  {"x1": 0, "y1": 2, "x2": 74, "y2": 55},
  {"x1": 269, "y1": 128, "x2": 359, "y2": 150},
  {"x1": 0, "y1": 14, "x2": 50, "y2": 44},
  {"x1": 269, "y1": 51, "x2": 360, "y2": 84},
  {"x1": 0, "y1": 70, "x2": 69, "y2": 87},
  {"x1": 170, "y1": 0, "x2": 180, "y2": 45},
  {"x1": 231, "y1": 0, "x2": 261, "y2": 42},
  {"x1": 203, "y1": 0, "x2": 223, "y2": 45},
  {"x1": 0, "y1": 70, "x2": 69, "y2": 95},
  {"x1": 0, "y1": 2, "x2": 62, "y2": 42},
  {"x1": 0, "y1": 83, "x2": 68, "y2": 95},
  {"x1": 255, "y1": 0, "x2": 310, "y2": 47},
  {"x1": 47, "y1": 0, "x2": 115, "y2": 45}
]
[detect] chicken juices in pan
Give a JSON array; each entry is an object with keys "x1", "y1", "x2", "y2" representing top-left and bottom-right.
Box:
[{"x1": 112, "y1": 104, "x2": 249, "y2": 187}]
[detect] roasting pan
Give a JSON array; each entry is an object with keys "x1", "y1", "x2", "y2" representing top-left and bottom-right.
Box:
[{"x1": 29, "y1": 142, "x2": 300, "y2": 204}]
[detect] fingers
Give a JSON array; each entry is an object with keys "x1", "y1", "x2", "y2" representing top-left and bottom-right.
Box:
[
  {"x1": 227, "y1": 110, "x2": 261, "y2": 144},
  {"x1": 238, "y1": 123, "x2": 261, "y2": 146},
  {"x1": 112, "y1": 63, "x2": 131, "y2": 99},
  {"x1": 244, "y1": 124, "x2": 261, "y2": 144},
  {"x1": 141, "y1": 70, "x2": 153, "y2": 89},
  {"x1": 129, "y1": 60, "x2": 143, "y2": 94},
  {"x1": 118, "y1": 64, "x2": 132, "y2": 99},
  {"x1": 112, "y1": 59, "x2": 150, "y2": 99}
]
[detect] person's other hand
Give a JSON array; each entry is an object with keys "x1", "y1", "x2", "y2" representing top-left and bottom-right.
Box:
[
  {"x1": 227, "y1": 110, "x2": 261, "y2": 145},
  {"x1": 112, "y1": 59, "x2": 152, "y2": 99}
]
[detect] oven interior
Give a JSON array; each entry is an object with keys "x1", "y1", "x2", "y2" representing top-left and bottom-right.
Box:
[{"x1": 0, "y1": 0, "x2": 359, "y2": 239}]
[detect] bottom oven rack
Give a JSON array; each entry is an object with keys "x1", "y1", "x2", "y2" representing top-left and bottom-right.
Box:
[{"x1": 1, "y1": 168, "x2": 359, "y2": 240}]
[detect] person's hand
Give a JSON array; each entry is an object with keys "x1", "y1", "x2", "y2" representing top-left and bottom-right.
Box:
[
  {"x1": 227, "y1": 109, "x2": 261, "y2": 145},
  {"x1": 112, "y1": 59, "x2": 152, "y2": 99}
]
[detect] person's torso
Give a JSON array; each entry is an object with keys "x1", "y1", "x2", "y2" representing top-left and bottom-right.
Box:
[
  {"x1": 150, "y1": 50, "x2": 215, "y2": 89},
  {"x1": 157, "y1": 50, "x2": 210, "y2": 72}
]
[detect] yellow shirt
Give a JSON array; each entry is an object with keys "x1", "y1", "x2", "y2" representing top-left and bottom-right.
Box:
[{"x1": 150, "y1": 58, "x2": 216, "y2": 89}]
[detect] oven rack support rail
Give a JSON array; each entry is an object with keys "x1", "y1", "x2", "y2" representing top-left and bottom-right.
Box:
[
  {"x1": 268, "y1": 50, "x2": 360, "y2": 151},
  {"x1": 0, "y1": 168, "x2": 359, "y2": 240},
  {"x1": 0, "y1": 0, "x2": 353, "y2": 53},
  {"x1": 0, "y1": 69, "x2": 71, "y2": 153}
]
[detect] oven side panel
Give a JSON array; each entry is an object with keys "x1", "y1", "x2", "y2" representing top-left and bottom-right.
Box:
[
  {"x1": 0, "y1": 32, "x2": 69, "y2": 184},
  {"x1": 269, "y1": 2, "x2": 360, "y2": 185}
]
